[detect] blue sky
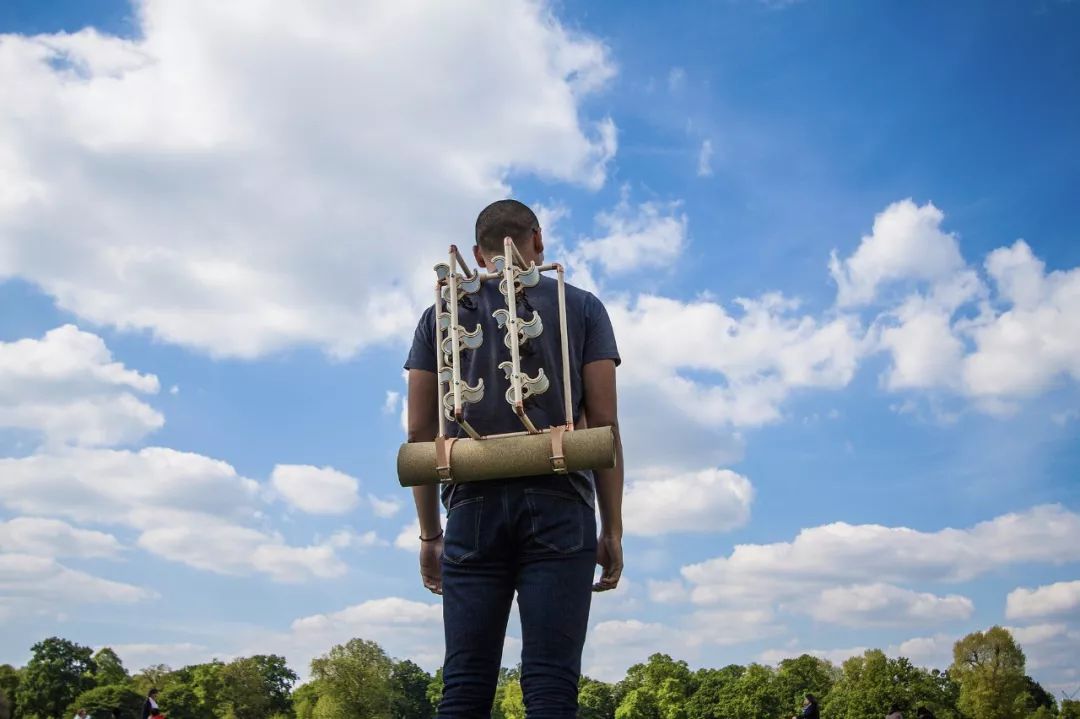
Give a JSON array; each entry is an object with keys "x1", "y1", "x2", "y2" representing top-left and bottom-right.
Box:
[{"x1": 1, "y1": 0, "x2": 1078, "y2": 693}]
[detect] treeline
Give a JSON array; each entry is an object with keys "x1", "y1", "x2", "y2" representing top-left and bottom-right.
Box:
[{"x1": 0, "y1": 627, "x2": 1076, "y2": 719}]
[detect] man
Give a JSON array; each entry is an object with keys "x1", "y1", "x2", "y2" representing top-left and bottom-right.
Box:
[
  {"x1": 73, "y1": 709, "x2": 89, "y2": 719},
  {"x1": 405, "y1": 199, "x2": 624, "y2": 718}
]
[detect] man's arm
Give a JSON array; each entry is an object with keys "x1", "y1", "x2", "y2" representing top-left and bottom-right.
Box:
[
  {"x1": 407, "y1": 368, "x2": 443, "y2": 593},
  {"x1": 582, "y1": 358, "x2": 623, "y2": 590}
]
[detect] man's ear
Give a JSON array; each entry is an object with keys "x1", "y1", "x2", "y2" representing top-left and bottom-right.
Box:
[
  {"x1": 533, "y1": 227, "x2": 544, "y2": 256},
  {"x1": 472, "y1": 244, "x2": 486, "y2": 269}
]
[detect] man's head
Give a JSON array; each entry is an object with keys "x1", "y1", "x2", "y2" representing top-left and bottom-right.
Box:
[
  {"x1": 77, "y1": 709, "x2": 87, "y2": 717},
  {"x1": 473, "y1": 199, "x2": 543, "y2": 268},
  {"x1": 148, "y1": 689, "x2": 158, "y2": 699}
]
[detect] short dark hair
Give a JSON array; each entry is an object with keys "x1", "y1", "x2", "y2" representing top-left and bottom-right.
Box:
[
  {"x1": 475, "y1": 199, "x2": 539, "y2": 255},
  {"x1": 806, "y1": 694, "x2": 817, "y2": 704},
  {"x1": 148, "y1": 688, "x2": 158, "y2": 696}
]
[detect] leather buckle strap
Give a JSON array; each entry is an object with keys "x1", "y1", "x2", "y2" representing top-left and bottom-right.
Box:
[
  {"x1": 549, "y1": 425, "x2": 568, "y2": 475},
  {"x1": 435, "y1": 436, "x2": 458, "y2": 482}
]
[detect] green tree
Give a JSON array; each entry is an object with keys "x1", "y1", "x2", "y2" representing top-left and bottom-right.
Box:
[
  {"x1": 65, "y1": 685, "x2": 143, "y2": 719},
  {"x1": 131, "y1": 664, "x2": 173, "y2": 696},
  {"x1": 615, "y1": 654, "x2": 696, "y2": 719},
  {"x1": 158, "y1": 684, "x2": 209, "y2": 719},
  {"x1": 186, "y1": 661, "x2": 225, "y2": 717},
  {"x1": 721, "y1": 663, "x2": 781, "y2": 719},
  {"x1": 309, "y1": 639, "x2": 393, "y2": 719},
  {"x1": 292, "y1": 683, "x2": 320, "y2": 719},
  {"x1": 16, "y1": 637, "x2": 97, "y2": 719},
  {"x1": 951, "y1": 627, "x2": 1028, "y2": 719},
  {"x1": 775, "y1": 655, "x2": 837, "y2": 715},
  {"x1": 390, "y1": 660, "x2": 433, "y2": 719},
  {"x1": 91, "y1": 649, "x2": 128, "y2": 688},
  {"x1": 499, "y1": 680, "x2": 524, "y2": 719},
  {"x1": 1060, "y1": 700, "x2": 1080, "y2": 719},
  {"x1": 0, "y1": 665, "x2": 20, "y2": 719},
  {"x1": 426, "y1": 668, "x2": 443, "y2": 713},
  {"x1": 217, "y1": 656, "x2": 296, "y2": 719},
  {"x1": 615, "y1": 688, "x2": 660, "y2": 719},
  {"x1": 1021, "y1": 676, "x2": 1056, "y2": 715},
  {"x1": 686, "y1": 665, "x2": 745, "y2": 719},
  {"x1": 579, "y1": 676, "x2": 616, "y2": 719}
]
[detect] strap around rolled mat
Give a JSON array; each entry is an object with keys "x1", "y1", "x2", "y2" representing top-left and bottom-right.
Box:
[{"x1": 397, "y1": 425, "x2": 616, "y2": 487}]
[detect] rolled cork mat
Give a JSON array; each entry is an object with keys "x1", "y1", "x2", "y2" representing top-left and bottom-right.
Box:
[{"x1": 397, "y1": 426, "x2": 616, "y2": 487}]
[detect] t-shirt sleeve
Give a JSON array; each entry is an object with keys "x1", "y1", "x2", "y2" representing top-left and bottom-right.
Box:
[
  {"x1": 583, "y1": 294, "x2": 621, "y2": 366},
  {"x1": 404, "y1": 306, "x2": 438, "y2": 372}
]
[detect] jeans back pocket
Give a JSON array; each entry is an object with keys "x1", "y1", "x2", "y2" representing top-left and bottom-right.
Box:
[
  {"x1": 443, "y1": 495, "x2": 484, "y2": 564},
  {"x1": 524, "y1": 489, "x2": 585, "y2": 554}
]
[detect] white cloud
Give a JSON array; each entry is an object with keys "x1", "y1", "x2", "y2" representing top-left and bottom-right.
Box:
[
  {"x1": 802, "y1": 583, "x2": 974, "y2": 627},
  {"x1": 112, "y1": 643, "x2": 216, "y2": 673},
  {"x1": 0, "y1": 447, "x2": 260, "y2": 526},
  {"x1": 573, "y1": 196, "x2": 688, "y2": 275},
  {"x1": 271, "y1": 464, "x2": 360, "y2": 515},
  {"x1": 0, "y1": 448, "x2": 353, "y2": 582},
  {"x1": 758, "y1": 633, "x2": 955, "y2": 670},
  {"x1": 368, "y1": 495, "x2": 402, "y2": 519},
  {"x1": 647, "y1": 579, "x2": 690, "y2": 603},
  {"x1": 1004, "y1": 622, "x2": 1080, "y2": 684},
  {"x1": 265, "y1": 597, "x2": 445, "y2": 674},
  {"x1": 0, "y1": 517, "x2": 122, "y2": 559},
  {"x1": 1006, "y1": 579, "x2": 1080, "y2": 620},
  {"x1": 0, "y1": 325, "x2": 162, "y2": 446},
  {"x1": 961, "y1": 241, "x2": 1080, "y2": 399},
  {"x1": 0, "y1": 552, "x2": 152, "y2": 606},
  {"x1": 610, "y1": 293, "x2": 863, "y2": 429},
  {"x1": 137, "y1": 513, "x2": 348, "y2": 583},
  {"x1": 697, "y1": 139, "x2": 714, "y2": 177},
  {"x1": 383, "y1": 391, "x2": 401, "y2": 415},
  {"x1": 0, "y1": 0, "x2": 616, "y2": 359},
  {"x1": 681, "y1": 505, "x2": 1080, "y2": 607},
  {"x1": 830, "y1": 199, "x2": 965, "y2": 307},
  {"x1": 623, "y1": 468, "x2": 752, "y2": 536}
]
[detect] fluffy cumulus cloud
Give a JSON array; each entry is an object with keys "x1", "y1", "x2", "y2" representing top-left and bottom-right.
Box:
[
  {"x1": 573, "y1": 196, "x2": 688, "y2": 276},
  {"x1": 622, "y1": 468, "x2": 752, "y2": 536},
  {"x1": 758, "y1": 633, "x2": 956, "y2": 671},
  {"x1": 0, "y1": 553, "x2": 152, "y2": 609},
  {"x1": 962, "y1": 241, "x2": 1080, "y2": 400},
  {"x1": 271, "y1": 464, "x2": 360, "y2": 515},
  {"x1": 679, "y1": 505, "x2": 1080, "y2": 608},
  {"x1": 0, "y1": 0, "x2": 616, "y2": 358},
  {"x1": 0, "y1": 517, "x2": 122, "y2": 559},
  {"x1": 826, "y1": 199, "x2": 1080, "y2": 410},
  {"x1": 261, "y1": 597, "x2": 445, "y2": 674},
  {"x1": 0, "y1": 325, "x2": 162, "y2": 447},
  {"x1": 830, "y1": 199, "x2": 965, "y2": 308},
  {"x1": 609, "y1": 293, "x2": 863, "y2": 429},
  {"x1": 802, "y1": 583, "x2": 974, "y2": 627},
  {"x1": 0, "y1": 448, "x2": 352, "y2": 582},
  {"x1": 1006, "y1": 579, "x2": 1080, "y2": 620}
]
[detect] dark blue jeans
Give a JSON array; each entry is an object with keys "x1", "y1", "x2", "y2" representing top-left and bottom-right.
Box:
[{"x1": 437, "y1": 475, "x2": 597, "y2": 719}]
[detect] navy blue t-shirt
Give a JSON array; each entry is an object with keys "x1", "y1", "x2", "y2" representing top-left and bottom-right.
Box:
[{"x1": 404, "y1": 274, "x2": 620, "y2": 506}]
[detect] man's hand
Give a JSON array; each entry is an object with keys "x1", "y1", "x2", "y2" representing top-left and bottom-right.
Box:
[
  {"x1": 593, "y1": 532, "x2": 623, "y2": 592},
  {"x1": 419, "y1": 536, "x2": 443, "y2": 595}
]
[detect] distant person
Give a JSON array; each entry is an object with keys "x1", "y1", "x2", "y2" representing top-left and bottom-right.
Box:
[
  {"x1": 916, "y1": 708, "x2": 936, "y2": 719},
  {"x1": 794, "y1": 694, "x2": 820, "y2": 719},
  {"x1": 73, "y1": 709, "x2": 89, "y2": 719},
  {"x1": 142, "y1": 689, "x2": 159, "y2": 719},
  {"x1": 886, "y1": 704, "x2": 903, "y2": 719}
]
